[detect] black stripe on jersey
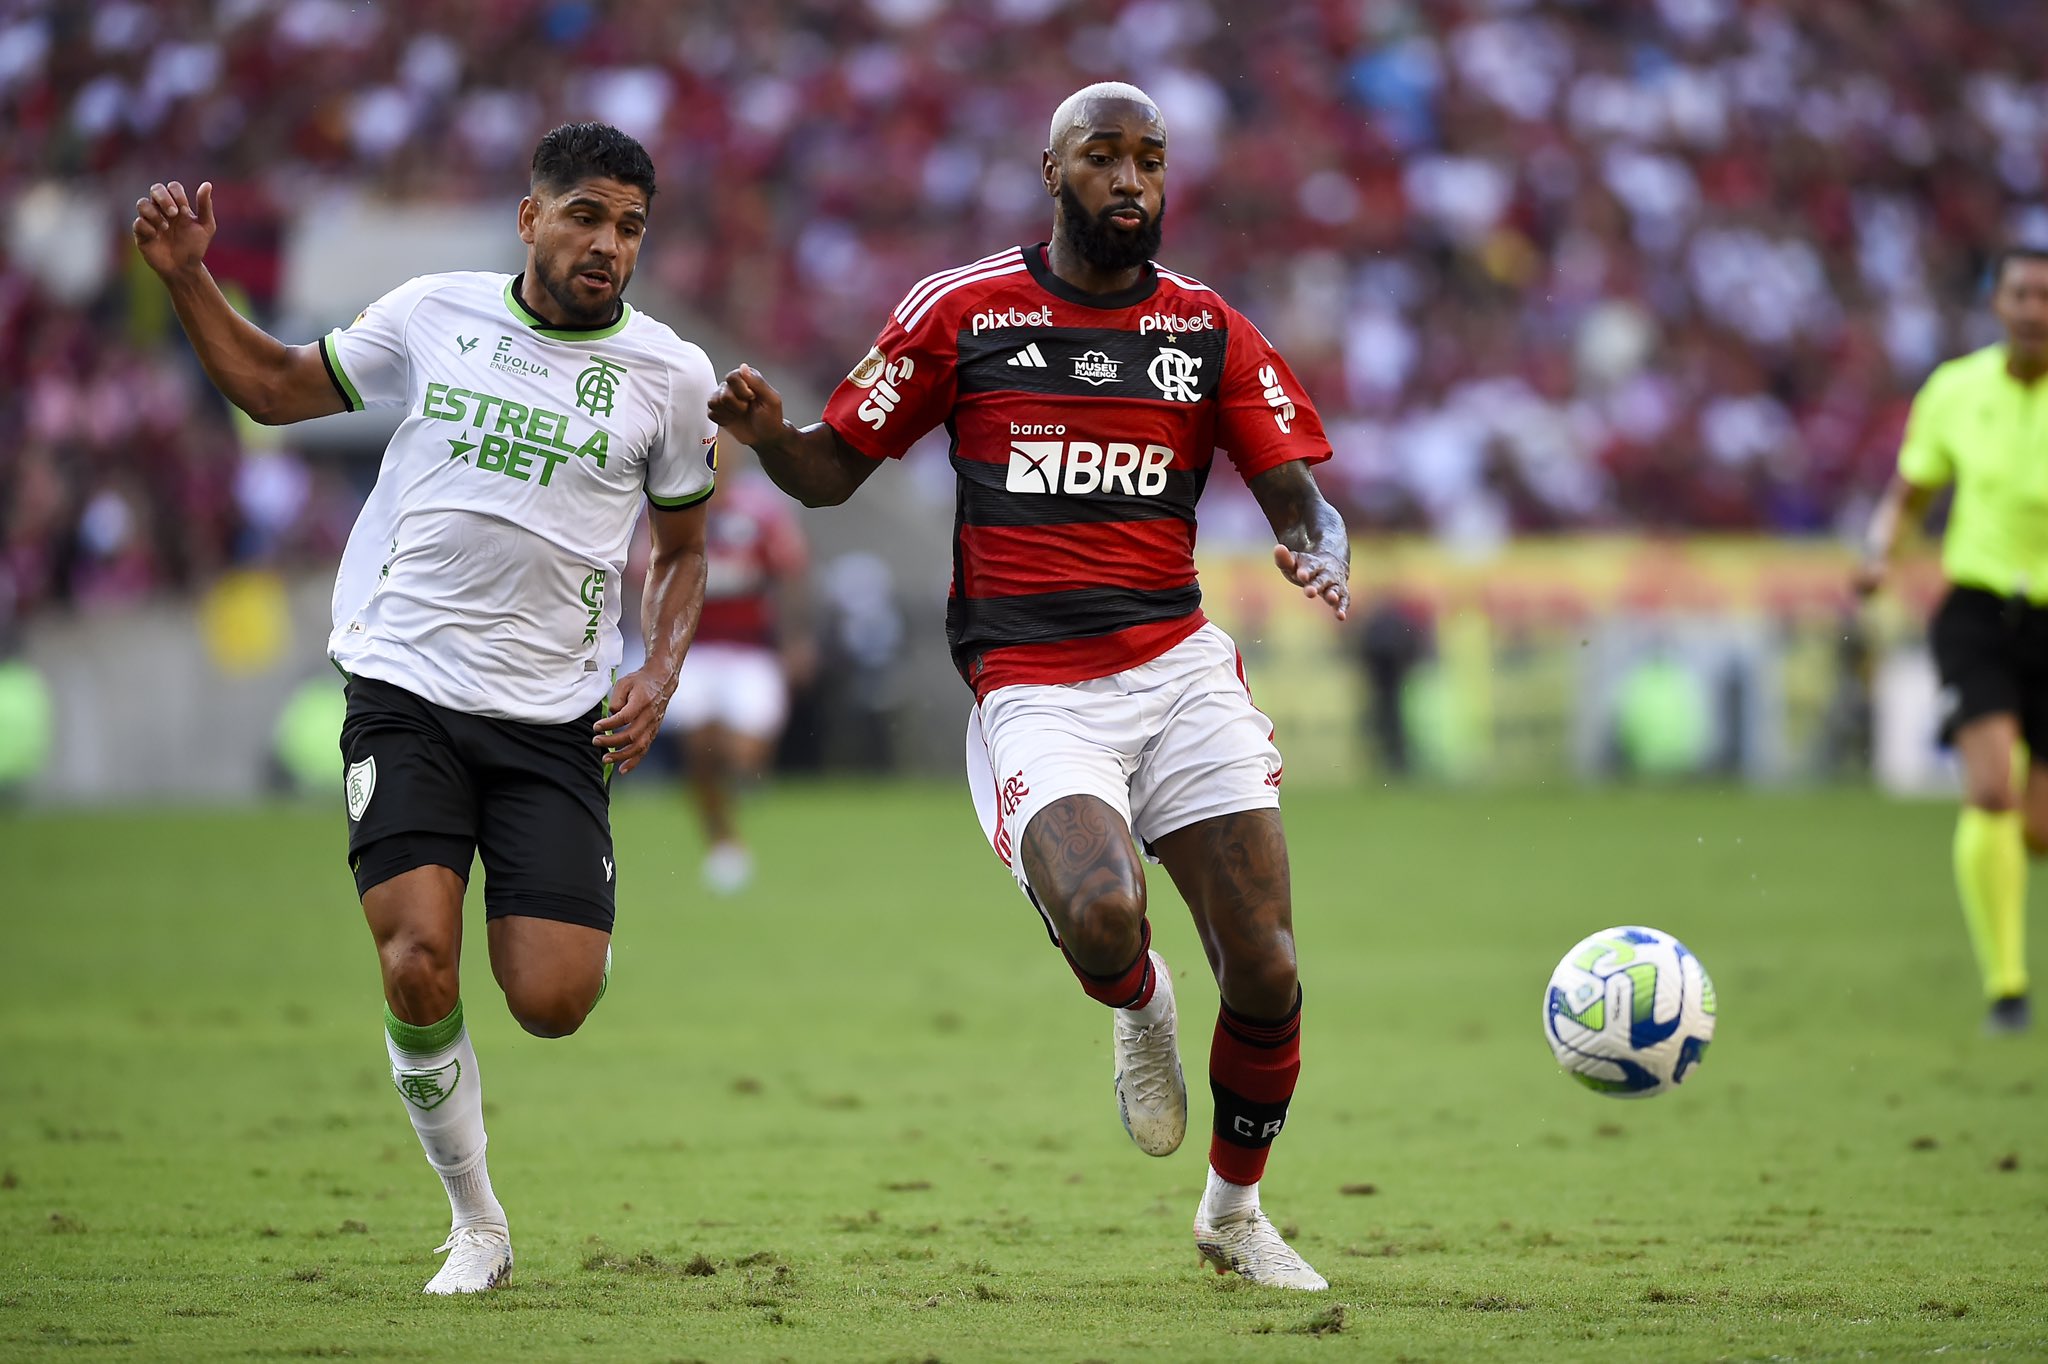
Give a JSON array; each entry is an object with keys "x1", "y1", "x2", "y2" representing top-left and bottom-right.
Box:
[
  {"x1": 951, "y1": 455, "x2": 1208, "y2": 526},
  {"x1": 956, "y1": 326, "x2": 1229, "y2": 402},
  {"x1": 948, "y1": 582, "x2": 1203, "y2": 654},
  {"x1": 318, "y1": 334, "x2": 359, "y2": 412}
]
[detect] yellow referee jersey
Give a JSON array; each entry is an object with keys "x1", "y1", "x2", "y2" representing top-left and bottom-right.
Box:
[{"x1": 1899, "y1": 343, "x2": 2048, "y2": 601}]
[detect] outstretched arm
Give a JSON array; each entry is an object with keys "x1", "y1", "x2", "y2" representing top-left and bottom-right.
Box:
[
  {"x1": 133, "y1": 180, "x2": 344, "y2": 425},
  {"x1": 1854, "y1": 475, "x2": 1939, "y2": 596},
  {"x1": 592, "y1": 500, "x2": 710, "y2": 775},
  {"x1": 1249, "y1": 459, "x2": 1350, "y2": 621},
  {"x1": 707, "y1": 365, "x2": 878, "y2": 508}
]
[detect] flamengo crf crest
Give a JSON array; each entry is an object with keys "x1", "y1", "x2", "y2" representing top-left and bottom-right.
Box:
[
  {"x1": 345, "y1": 756, "x2": 377, "y2": 822},
  {"x1": 394, "y1": 1059, "x2": 461, "y2": 1111}
]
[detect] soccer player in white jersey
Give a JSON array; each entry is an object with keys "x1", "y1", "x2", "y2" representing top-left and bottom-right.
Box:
[{"x1": 132, "y1": 123, "x2": 718, "y2": 1294}]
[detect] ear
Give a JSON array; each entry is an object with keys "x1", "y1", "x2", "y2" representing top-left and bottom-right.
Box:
[
  {"x1": 517, "y1": 195, "x2": 539, "y2": 245},
  {"x1": 1041, "y1": 148, "x2": 1059, "y2": 200}
]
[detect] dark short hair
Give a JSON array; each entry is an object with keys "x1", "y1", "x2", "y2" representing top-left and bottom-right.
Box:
[
  {"x1": 1995, "y1": 244, "x2": 2048, "y2": 284},
  {"x1": 530, "y1": 122, "x2": 657, "y2": 202}
]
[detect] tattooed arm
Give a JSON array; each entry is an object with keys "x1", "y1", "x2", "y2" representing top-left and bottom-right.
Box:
[{"x1": 1248, "y1": 460, "x2": 1350, "y2": 621}]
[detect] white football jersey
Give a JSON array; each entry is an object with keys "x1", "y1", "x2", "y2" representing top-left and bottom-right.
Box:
[{"x1": 324, "y1": 271, "x2": 717, "y2": 724}]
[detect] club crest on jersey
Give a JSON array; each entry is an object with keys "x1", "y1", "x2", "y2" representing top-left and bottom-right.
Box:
[
  {"x1": 1147, "y1": 342, "x2": 1204, "y2": 403},
  {"x1": 345, "y1": 756, "x2": 376, "y2": 822},
  {"x1": 1071, "y1": 350, "x2": 1122, "y2": 386},
  {"x1": 575, "y1": 358, "x2": 627, "y2": 417}
]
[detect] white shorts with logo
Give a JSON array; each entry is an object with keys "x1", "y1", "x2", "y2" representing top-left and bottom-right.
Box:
[
  {"x1": 965, "y1": 622, "x2": 1282, "y2": 914},
  {"x1": 665, "y1": 643, "x2": 788, "y2": 739}
]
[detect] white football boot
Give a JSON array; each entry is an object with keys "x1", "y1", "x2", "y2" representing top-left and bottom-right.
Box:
[
  {"x1": 1112, "y1": 950, "x2": 1186, "y2": 1156},
  {"x1": 422, "y1": 1224, "x2": 513, "y2": 1295},
  {"x1": 702, "y1": 842, "x2": 753, "y2": 896},
  {"x1": 1194, "y1": 1208, "x2": 1328, "y2": 1290}
]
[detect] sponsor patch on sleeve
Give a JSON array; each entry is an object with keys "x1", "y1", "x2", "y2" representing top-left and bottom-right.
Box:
[{"x1": 847, "y1": 346, "x2": 888, "y2": 388}]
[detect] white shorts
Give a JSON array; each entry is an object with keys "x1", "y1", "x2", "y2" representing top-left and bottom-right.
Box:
[
  {"x1": 666, "y1": 643, "x2": 788, "y2": 739},
  {"x1": 965, "y1": 622, "x2": 1282, "y2": 908}
]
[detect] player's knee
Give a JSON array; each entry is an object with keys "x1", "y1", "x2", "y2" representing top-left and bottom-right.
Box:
[
  {"x1": 1222, "y1": 953, "x2": 1300, "y2": 1021},
  {"x1": 1966, "y1": 785, "x2": 2019, "y2": 814},
  {"x1": 507, "y1": 985, "x2": 594, "y2": 1040},
  {"x1": 1061, "y1": 885, "x2": 1146, "y2": 969},
  {"x1": 378, "y1": 934, "x2": 459, "y2": 1013},
  {"x1": 2026, "y1": 822, "x2": 2048, "y2": 858}
]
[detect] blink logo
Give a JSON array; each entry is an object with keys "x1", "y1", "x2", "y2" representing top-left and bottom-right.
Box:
[{"x1": 1005, "y1": 439, "x2": 1175, "y2": 496}]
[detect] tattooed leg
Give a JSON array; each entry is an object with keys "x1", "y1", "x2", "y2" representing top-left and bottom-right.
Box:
[
  {"x1": 1152, "y1": 808, "x2": 1297, "y2": 1018},
  {"x1": 1157, "y1": 807, "x2": 1305, "y2": 1199},
  {"x1": 1020, "y1": 794, "x2": 1148, "y2": 977}
]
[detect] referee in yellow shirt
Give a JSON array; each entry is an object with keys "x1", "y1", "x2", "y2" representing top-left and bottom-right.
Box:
[{"x1": 1859, "y1": 246, "x2": 2048, "y2": 1034}]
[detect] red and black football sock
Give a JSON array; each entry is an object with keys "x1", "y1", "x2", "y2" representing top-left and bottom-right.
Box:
[
  {"x1": 1208, "y1": 986, "x2": 1302, "y2": 1186},
  {"x1": 1062, "y1": 917, "x2": 1157, "y2": 1010}
]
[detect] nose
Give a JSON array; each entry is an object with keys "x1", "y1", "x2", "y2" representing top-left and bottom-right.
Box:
[
  {"x1": 1110, "y1": 157, "x2": 1144, "y2": 202},
  {"x1": 588, "y1": 223, "x2": 618, "y2": 258}
]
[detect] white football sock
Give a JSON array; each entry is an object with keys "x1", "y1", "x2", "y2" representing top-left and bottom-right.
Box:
[
  {"x1": 1200, "y1": 1165, "x2": 1260, "y2": 1222},
  {"x1": 1122, "y1": 957, "x2": 1171, "y2": 1027},
  {"x1": 384, "y1": 1002, "x2": 506, "y2": 1231}
]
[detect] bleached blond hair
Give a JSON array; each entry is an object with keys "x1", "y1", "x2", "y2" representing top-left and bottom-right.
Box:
[{"x1": 1048, "y1": 81, "x2": 1163, "y2": 150}]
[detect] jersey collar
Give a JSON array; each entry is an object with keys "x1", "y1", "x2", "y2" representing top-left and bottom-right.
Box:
[
  {"x1": 502, "y1": 274, "x2": 632, "y2": 341},
  {"x1": 1022, "y1": 242, "x2": 1159, "y2": 310}
]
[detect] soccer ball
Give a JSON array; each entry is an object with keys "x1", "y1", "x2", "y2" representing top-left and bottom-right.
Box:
[{"x1": 1544, "y1": 926, "x2": 1716, "y2": 1098}]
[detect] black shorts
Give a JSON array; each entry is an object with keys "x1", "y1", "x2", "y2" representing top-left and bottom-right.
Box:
[
  {"x1": 339, "y1": 673, "x2": 616, "y2": 931},
  {"x1": 1929, "y1": 585, "x2": 2048, "y2": 751}
]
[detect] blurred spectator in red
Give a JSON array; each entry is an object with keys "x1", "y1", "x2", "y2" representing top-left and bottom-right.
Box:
[{"x1": 3, "y1": 0, "x2": 2044, "y2": 626}]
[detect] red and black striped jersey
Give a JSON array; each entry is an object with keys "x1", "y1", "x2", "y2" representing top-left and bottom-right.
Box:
[
  {"x1": 822, "y1": 243, "x2": 1330, "y2": 698},
  {"x1": 695, "y1": 474, "x2": 807, "y2": 648}
]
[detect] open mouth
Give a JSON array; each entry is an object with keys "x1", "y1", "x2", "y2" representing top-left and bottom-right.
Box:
[{"x1": 578, "y1": 270, "x2": 613, "y2": 290}]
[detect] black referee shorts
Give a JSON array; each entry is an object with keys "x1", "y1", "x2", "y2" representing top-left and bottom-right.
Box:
[
  {"x1": 1929, "y1": 585, "x2": 2048, "y2": 752},
  {"x1": 338, "y1": 673, "x2": 616, "y2": 931}
]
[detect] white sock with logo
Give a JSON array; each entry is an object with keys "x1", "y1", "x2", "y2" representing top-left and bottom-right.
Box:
[
  {"x1": 384, "y1": 1002, "x2": 506, "y2": 1232},
  {"x1": 1199, "y1": 1165, "x2": 1259, "y2": 1224}
]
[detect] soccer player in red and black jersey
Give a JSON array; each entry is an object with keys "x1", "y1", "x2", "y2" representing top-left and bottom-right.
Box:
[
  {"x1": 664, "y1": 468, "x2": 812, "y2": 895},
  {"x1": 710, "y1": 82, "x2": 1349, "y2": 1290}
]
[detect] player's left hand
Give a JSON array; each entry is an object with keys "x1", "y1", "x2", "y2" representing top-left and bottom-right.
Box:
[
  {"x1": 1274, "y1": 543, "x2": 1350, "y2": 621},
  {"x1": 593, "y1": 667, "x2": 670, "y2": 775}
]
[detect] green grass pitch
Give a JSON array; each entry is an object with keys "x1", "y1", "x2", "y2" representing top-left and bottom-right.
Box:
[{"x1": 2, "y1": 782, "x2": 2044, "y2": 1361}]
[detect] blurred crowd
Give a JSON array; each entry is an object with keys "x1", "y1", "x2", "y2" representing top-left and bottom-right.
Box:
[{"x1": 4, "y1": 0, "x2": 2046, "y2": 628}]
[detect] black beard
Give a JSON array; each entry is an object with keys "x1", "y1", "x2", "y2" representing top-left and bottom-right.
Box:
[
  {"x1": 530, "y1": 256, "x2": 623, "y2": 328},
  {"x1": 1058, "y1": 182, "x2": 1164, "y2": 273}
]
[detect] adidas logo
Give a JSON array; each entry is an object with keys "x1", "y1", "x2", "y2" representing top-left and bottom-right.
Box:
[{"x1": 1007, "y1": 343, "x2": 1048, "y2": 369}]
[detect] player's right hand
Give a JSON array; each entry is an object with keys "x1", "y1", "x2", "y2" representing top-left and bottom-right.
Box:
[
  {"x1": 132, "y1": 181, "x2": 216, "y2": 277},
  {"x1": 708, "y1": 365, "x2": 788, "y2": 448}
]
